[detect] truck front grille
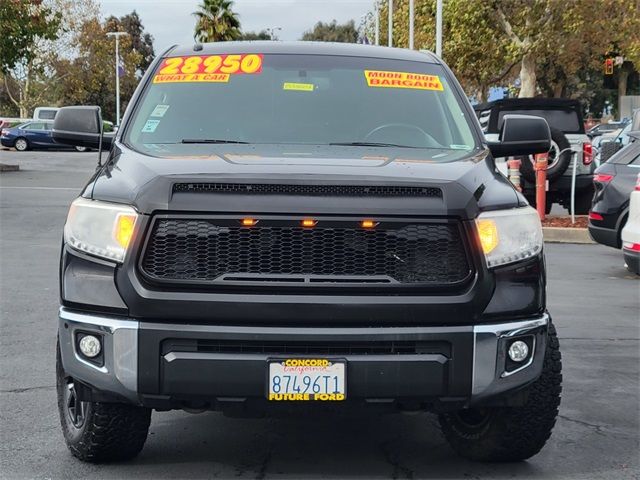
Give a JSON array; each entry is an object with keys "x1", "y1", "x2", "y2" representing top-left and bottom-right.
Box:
[
  {"x1": 139, "y1": 216, "x2": 471, "y2": 288},
  {"x1": 173, "y1": 183, "x2": 442, "y2": 198}
]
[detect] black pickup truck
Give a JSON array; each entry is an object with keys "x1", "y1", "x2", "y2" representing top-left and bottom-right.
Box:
[{"x1": 53, "y1": 42, "x2": 561, "y2": 463}]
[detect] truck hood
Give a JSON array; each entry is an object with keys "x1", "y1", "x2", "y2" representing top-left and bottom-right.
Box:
[{"x1": 88, "y1": 143, "x2": 523, "y2": 218}]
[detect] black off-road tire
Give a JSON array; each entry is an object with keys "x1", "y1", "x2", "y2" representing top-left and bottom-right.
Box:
[
  {"x1": 439, "y1": 322, "x2": 562, "y2": 462},
  {"x1": 518, "y1": 127, "x2": 572, "y2": 183},
  {"x1": 56, "y1": 341, "x2": 152, "y2": 462},
  {"x1": 526, "y1": 195, "x2": 553, "y2": 215}
]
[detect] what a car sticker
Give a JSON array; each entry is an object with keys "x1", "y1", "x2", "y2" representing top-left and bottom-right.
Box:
[
  {"x1": 283, "y1": 82, "x2": 315, "y2": 92},
  {"x1": 364, "y1": 70, "x2": 444, "y2": 91},
  {"x1": 153, "y1": 54, "x2": 263, "y2": 84}
]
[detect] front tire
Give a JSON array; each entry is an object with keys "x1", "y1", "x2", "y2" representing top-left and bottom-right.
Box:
[
  {"x1": 439, "y1": 322, "x2": 562, "y2": 462},
  {"x1": 56, "y1": 341, "x2": 151, "y2": 462}
]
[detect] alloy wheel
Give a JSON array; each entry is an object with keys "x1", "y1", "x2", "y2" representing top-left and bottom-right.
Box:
[
  {"x1": 65, "y1": 380, "x2": 88, "y2": 428},
  {"x1": 15, "y1": 139, "x2": 27, "y2": 151}
]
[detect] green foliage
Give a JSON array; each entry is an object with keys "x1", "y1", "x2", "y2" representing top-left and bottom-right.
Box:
[
  {"x1": 193, "y1": 0, "x2": 241, "y2": 43},
  {"x1": 105, "y1": 11, "x2": 155, "y2": 73},
  {"x1": 0, "y1": 0, "x2": 61, "y2": 74},
  {"x1": 240, "y1": 30, "x2": 272, "y2": 41},
  {"x1": 301, "y1": 20, "x2": 358, "y2": 43},
  {"x1": 56, "y1": 17, "x2": 143, "y2": 122},
  {"x1": 371, "y1": 0, "x2": 640, "y2": 111}
]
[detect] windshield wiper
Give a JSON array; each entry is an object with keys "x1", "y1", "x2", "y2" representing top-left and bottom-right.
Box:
[
  {"x1": 329, "y1": 141, "x2": 418, "y2": 148},
  {"x1": 181, "y1": 138, "x2": 249, "y2": 144}
]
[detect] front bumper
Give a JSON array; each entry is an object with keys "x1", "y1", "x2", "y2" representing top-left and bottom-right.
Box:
[{"x1": 58, "y1": 308, "x2": 549, "y2": 409}]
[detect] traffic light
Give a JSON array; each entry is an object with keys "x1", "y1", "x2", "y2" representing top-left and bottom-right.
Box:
[{"x1": 604, "y1": 58, "x2": 614, "y2": 75}]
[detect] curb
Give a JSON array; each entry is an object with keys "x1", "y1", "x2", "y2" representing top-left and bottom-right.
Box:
[
  {"x1": 543, "y1": 227, "x2": 595, "y2": 244},
  {"x1": 0, "y1": 163, "x2": 20, "y2": 172}
]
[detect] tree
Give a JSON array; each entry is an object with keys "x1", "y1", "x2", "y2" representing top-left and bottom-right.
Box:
[
  {"x1": 193, "y1": 0, "x2": 241, "y2": 43},
  {"x1": 0, "y1": 0, "x2": 60, "y2": 74},
  {"x1": 1, "y1": 0, "x2": 100, "y2": 117},
  {"x1": 57, "y1": 18, "x2": 142, "y2": 122},
  {"x1": 240, "y1": 30, "x2": 271, "y2": 41},
  {"x1": 105, "y1": 11, "x2": 155, "y2": 74},
  {"x1": 373, "y1": 0, "x2": 513, "y2": 102},
  {"x1": 1, "y1": 0, "x2": 61, "y2": 117},
  {"x1": 301, "y1": 20, "x2": 358, "y2": 43}
]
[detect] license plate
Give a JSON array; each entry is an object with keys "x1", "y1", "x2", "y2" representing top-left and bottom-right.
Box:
[{"x1": 268, "y1": 359, "x2": 346, "y2": 401}]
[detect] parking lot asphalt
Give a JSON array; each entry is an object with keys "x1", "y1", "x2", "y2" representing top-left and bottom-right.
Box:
[{"x1": 0, "y1": 149, "x2": 638, "y2": 480}]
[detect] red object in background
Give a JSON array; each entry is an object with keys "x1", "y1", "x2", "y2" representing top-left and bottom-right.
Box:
[
  {"x1": 604, "y1": 58, "x2": 614, "y2": 75},
  {"x1": 534, "y1": 153, "x2": 548, "y2": 220},
  {"x1": 635, "y1": 173, "x2": 640, "y2": 191},
  {"x1": 589, "y1": 212, "x2": 604, "y2": 221},
  {"x1": 593, "y1": 173, "x2": 614, "y2": 183},
  {"x1": 624, "y1": 242, "x2": 640, "y2": 252},
  {"x1": 582, "y1": 142, "x2": 593, "y2": 165}
]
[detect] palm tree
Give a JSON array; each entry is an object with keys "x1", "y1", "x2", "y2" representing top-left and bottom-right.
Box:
[{"x1": 193, "y1": 0, "x2": 241, "y2": 43}]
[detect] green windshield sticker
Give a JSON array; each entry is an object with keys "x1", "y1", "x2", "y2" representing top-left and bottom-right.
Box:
[
  {"x1": 150, "y1": 104, "x2": 170, "y2": 117},
  {"x1": 283, "y1": 82, "x2": 315, "y2": 92},
  {"x1": 450, "y1": 144, "x2": 471, "y2": 150},
  {"x1": 142, "y1": 119, "x2": 160, "y2": 133}
]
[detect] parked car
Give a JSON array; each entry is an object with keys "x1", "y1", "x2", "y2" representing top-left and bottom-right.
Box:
[
  {"x1": 0, "y1": 121, "x2": 86, "y2": 151},
  {"x1": 475, "y1": 98, "x2": 594, "y2": 214},
  {"x1": 588, "y1": 141, "x2": 640, "y2": 248},
  {"x1": 587, "y1": 121, "x2": 627, "y2": 138},
  {"x1": 53, "y1": 42, "x2": 561, "y2": 464},
  {"x1": 621, "y1": 173, "x2": 640, "y2": 275},
  {"x1": 0, "y1": 118, "x2": 29, "y2": 135},
  {"x1": 33, "y1": 106, "x2": 60, "y2": 121}
]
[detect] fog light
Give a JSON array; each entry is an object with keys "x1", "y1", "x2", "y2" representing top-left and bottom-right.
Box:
[
  {"x1": 508, "y1": 340, "x2": 529, "y2": 362},
  {"x1": 79, "y1": 335, "x2": 101, "y2": 358}
]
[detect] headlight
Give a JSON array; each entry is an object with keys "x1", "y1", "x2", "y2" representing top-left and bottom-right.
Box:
[
  {"x1": 476, "y1": 207, "x2": 543, "y2": 268},
  {"x1": 64, "y1": 197, "x2": 139, "y2": 262}
]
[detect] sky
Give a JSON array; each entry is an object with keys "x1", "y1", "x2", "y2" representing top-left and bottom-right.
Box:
[{"x1": 100, "y1": 0, "x2": 374, "y2": 52}]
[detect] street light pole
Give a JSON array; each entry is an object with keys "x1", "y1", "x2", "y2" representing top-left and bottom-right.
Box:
[
  {"x1": 435, "y1": 0, "x2": 443, "y2": 57},
  {"x1": 388, "y1": 0, "x2": 393, "y2": 47},
  {"x1": 409, "y1": 0, "x2": 414, "y2": 50},
  {"x1": 106, "y1": 32, "x2": 128, "y2": 126},
  {"x1": 267, "y1": 27, "x2": 282, "y2": 40},
  {"x1": 375, "y1": 2, "x2": 379, "y2": 46}
]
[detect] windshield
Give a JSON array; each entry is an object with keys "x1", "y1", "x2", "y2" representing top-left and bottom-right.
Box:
[{"x1": 125, "y1": 53, "x2": 477, "y2": 155}]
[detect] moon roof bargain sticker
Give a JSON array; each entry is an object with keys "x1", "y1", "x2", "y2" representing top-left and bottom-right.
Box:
[
  {"x1": 364, "y1": 70, "x2": 444, "y2": 91},
  {"x1": 153, "y1": 54, "x2": 263, "y2": 83}
]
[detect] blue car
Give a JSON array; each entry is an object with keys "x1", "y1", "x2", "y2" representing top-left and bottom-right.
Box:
[{"x1": 0, "y1": 121, "x2": 86, "y2": 152}]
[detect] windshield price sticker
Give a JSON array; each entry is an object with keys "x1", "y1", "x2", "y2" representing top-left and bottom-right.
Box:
[
  {"x1": 364, "y1": 70, "x2": 444, "y2": 91},
  {"x1": 153, "y1": 54, "x2": 263, "y2": 83}
]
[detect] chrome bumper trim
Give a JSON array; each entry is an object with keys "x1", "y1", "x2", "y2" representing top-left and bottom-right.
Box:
[
  {"x1": 58, "y1": 308, "x2": 139, "y2": 403},
  {"x1": 58, "y1": 307, "x2": 549, "y2": 405},
  {"x1": 471, "y1": 314, "x2": 549, "y2": 402}
]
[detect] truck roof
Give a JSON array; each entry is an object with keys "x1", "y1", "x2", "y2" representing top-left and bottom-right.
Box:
[
  {"x1": 166, "y1": 41, "x2": 440, "y2": 64},
  {"x1": 474, "y1": 98, "x2": 582, "y2": 111}
]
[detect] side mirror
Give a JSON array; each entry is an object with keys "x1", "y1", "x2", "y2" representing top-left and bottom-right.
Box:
[
  {"x1": 488, "y1": 114, "x2": 551, "y2": 158},
  {"x1": 52, "y1": 106, "x2": 113, "y2": 149}
]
